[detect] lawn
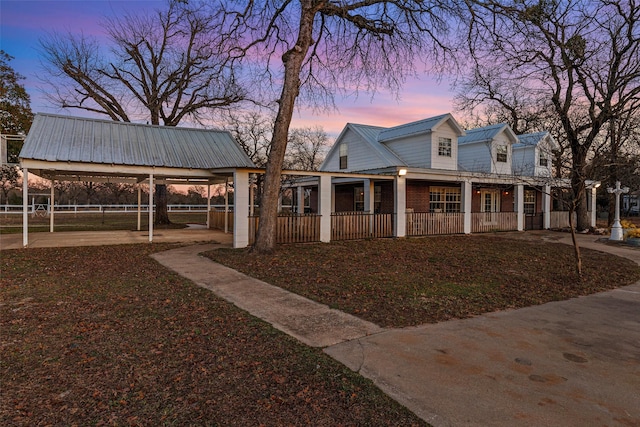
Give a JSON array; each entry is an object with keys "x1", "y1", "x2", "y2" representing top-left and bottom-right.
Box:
[
  {"x1": 0, "y1": 244, "x2": 424, "y2": 426},
  {"x1": 204, "y1": 234, "x2": 640, "y2": 328}
]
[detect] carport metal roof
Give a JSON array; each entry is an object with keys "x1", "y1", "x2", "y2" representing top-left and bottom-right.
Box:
[{"x1": 20, "y1": 113, "x2": 257, "y2": 185}]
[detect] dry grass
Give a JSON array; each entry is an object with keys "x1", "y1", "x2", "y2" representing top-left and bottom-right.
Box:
[
  {"x1": 205, "y1": 234, "x2": 640, "y2": 328},
  {"x1": 1, "y1": 244, "x2": 425, "y2": 426}
]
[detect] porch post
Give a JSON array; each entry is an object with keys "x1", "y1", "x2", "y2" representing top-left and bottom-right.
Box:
[
  {"x1": 394, "y1": 175, "x2": 406, "y2": 237},
  {"x1": 543, "y1": 184, "x2": 551, "y2": 229},
  {"x1": 233, "y1": 170, "x2": 250, "y2": 248},
  {"x1": 207, "y1": 184, "x2": 211, "y2": 228},
  {"x1": 590, "y1": 187, "x2": 597, "y2": 228},
  {"x1": 461, "y1": 181, "x2": 472, "y2": 234},
  {"x1": 22, "y1": 167, "x2": 28, "y2": 247},
  {"x1": 49, "y1": 179, "x2": 55, "y2": 233},
  {"x1": 224, "y1": 178, "x2": 229, "y2": 233},
  {"x1": 363, "y1": 179, "x2": 373, "y2": 212},
  {"x1": 296, "y1": 185, "x2": 304, "y2": 214},
  {"x1": 250, "y1": 176, "x2": 255, "y2": 216},
  {"x1": 515, "y1": 184, "x2": 524, "y2": 231},
  {"x1": 319, "y1": 174, "x2": 332, "y2": 243},
  {"x1": 137, "y1": 186, "x2": 142, "y2": 231},
  {"x1": 148, "y1": 174, "x2": 154, "y2": 242}
]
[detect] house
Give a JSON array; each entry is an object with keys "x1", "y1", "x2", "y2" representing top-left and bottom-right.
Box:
[{"x1": 283, "y1": 113, "x2": 598, "y2": 241}]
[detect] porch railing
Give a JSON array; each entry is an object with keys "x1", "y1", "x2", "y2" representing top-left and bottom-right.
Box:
[
  {"x1": 248, "y1": 213, "x2": 320, "y2": 245},
  {"x1": 331, "y1": 211, "x2": 394, "y2": 240},
  {"x1": 471, "y1": 212, "x2": 518, "y2": 232},
  {"x1": 406, "y1": 212, "x2": 464, "y2": 236},
  {"x1": 209, "y1": 210, "x2": 234, "y2": 231},
  {"x1": 549, "y1": 211, "x2": 577, "y2": 229}
]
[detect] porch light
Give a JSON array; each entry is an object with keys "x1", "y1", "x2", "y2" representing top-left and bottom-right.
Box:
[{"x1": 398, "y1": 168, "x2": 407, "y2": 176}]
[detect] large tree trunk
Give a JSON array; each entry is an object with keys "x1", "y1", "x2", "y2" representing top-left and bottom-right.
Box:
[
  {"x1": 253, "y1": 4, "x2": 317, "y2": 253},
  {"x1": 571, "y1": 145, "x2": 590, "y2": 231},
  {"x1": 155, "y1": 184, "x2": 171, "y2": 225}
]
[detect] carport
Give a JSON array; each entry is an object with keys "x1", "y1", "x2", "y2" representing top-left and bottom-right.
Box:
[{"x1": 19, "y1": 113, "x2": 257, "y2": 248}]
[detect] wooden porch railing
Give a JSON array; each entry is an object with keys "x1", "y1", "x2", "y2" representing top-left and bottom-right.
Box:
[
  {"x1": 406, "y1": 212, "x2": 464, "y2": 236},
  {"x1": 471, "y1": 212, "x2": 517, "y2": 233},
  {"x1": 331, "y1": 211, "x2": 394, "y2": 240},
  {"x1": 248, "y1": 214, "x2": 321, "y2": 245},
  {"x1": 549, "y1": 211, "x2": 576, "y2": 229},
  {"x1": 209, "y1": 210, "x2": 234, "y2": 231}
]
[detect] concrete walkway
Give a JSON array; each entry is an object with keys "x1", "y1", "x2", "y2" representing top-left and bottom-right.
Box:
[{"x1": 152, "y1": 232, "x2": 640, "y2": 427}]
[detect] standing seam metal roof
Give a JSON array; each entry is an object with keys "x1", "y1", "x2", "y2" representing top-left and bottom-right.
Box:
[{"x1": 20, "y1": 114, "x2": 256, "y2": 170}]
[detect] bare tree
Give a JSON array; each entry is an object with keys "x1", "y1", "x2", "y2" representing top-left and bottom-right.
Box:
[
  {"x1": 285, "y1": 126, "x2": 330, "y2": 171},
  {"x1": 458, "y1": 0, "x2": 640, "y2": 235},
  {"x1": 39, "y1": 0, "x2": 246, "y2": 224},
  {"x1": 216, "y1": 0, "x2": 457, "y2": 252}
]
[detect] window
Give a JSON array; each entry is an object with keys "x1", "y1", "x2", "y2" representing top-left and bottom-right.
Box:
[
  {"x1": 354, "y1": 186, "x2": 364, "y2": 211},
  {"x1": 539, "y1": 151, "x2": 548, "y2": 167},
  {"x1": 524, "y1": 190, "x2": 536, "y2": 215},
  {"x1": 496, "y1": 145, "x2": 508, "y2": 163},
  {"x1": 339, "y1": 143, "x2": 348, "y2": 169},
  {"x1": 438, "y1": 137, "x2": 452, "y2": 157},
  {"x1": 429, "y1": 187, "x2": 461, "y2": 213}
]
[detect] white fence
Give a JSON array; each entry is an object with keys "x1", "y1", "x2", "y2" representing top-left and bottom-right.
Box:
[{"x1": 0, "y1": 204, "x2": 219, "y2": 215}]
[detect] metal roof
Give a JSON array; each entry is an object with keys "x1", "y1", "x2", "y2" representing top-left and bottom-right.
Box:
[
  {"x1": 20, "y1": 114, "x2": 256, "y2": 170},
  {"x1": 378, "y1": 113, "x2": 464, "y2": 142},
  {"x1": 458, "y1": 123, "x2": 518, "y2": 145}
]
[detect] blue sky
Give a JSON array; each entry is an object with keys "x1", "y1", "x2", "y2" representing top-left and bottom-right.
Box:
[{"x1": 0, "y1": 0, "x2": 455, "y2": 136}]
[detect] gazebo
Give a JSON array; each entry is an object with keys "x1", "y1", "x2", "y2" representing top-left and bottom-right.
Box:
[{"x1": 19, "y1": 113, "x2": 257, "y2": 247}]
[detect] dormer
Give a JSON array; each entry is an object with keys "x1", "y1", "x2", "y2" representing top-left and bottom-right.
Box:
[
  {"x1": 377, "y1": 113, "x2": 465, "y2": 171},
  {"x1": 458, "y1": 123, "x2": 518, "y2": 175},
  {"x1": 512, "y1": 131, "x2": 559, "y2": 177}
]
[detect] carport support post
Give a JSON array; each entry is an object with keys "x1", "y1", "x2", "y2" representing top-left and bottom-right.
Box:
[
  {"x1": 224, "y1": 178, "x2": 229, "y2": 234},
  {"x1": 543, "y1": 185, "x2": 551, "y2": 229},
  {"x1": 207, "y1": 184, "x2": 211, "y2": 229},
  {"x1": 394, "y1": 175, "x2": 406, "y2": 238},
  {"x1": 233, "y1": 171, "x2": 249, "y2": 248},
  {"x1": 319, "y1": 174, "x2": 332, "y2": 243},
  {"x1": 148, "y1": 174, "x2": 154, "y2": 243},
  {"x1": 590, "y1": 187, "x2": 597, "y2": 228},
  {"x1": 22, "y1": 167, "x2": 28, "y2": 247},
  {"x1": 137, "y1": 186, "x2": 142, "y2": 231},
  {"x1": 50, "y1": 179, "x2": 55, "y2": 233},
  {"x1": 515, "y1": 184, "x2": 525, "y2": 231}
]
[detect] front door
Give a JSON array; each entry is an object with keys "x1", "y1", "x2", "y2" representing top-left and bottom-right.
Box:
[{"x1": 481, "y1": 190, "x2": 500, "y2": 223}]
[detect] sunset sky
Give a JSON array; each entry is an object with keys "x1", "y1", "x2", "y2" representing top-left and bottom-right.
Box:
[{"x1": 1, "y1": 0, "x2": 456, "y2": 137}]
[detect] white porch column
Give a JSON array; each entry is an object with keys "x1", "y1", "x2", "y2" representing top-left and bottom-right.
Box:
[
  {"x1": 207, "y1": 184, "x2": 211, "y2": 228},
  {"x1": 148, "y1": 174, "x2": 154, "y2": 242},
  {"x1": 249, "y1": 176, "x2": 255, "y2": 216},
  {"x1": 363, "y1": 179, "x2": 374, "y2": 212},
  {"x1": 233, "y1": 170, "x2": 250, "y2": 248},
  {"x1": 22, "y1": 167, "x2": 28, "y2": 247},
  {"x1": 296, "y1": 185, "x2": 304, "y2": 214},
  {"x1": 224, "y1": 178, "x2": 229, "y2": 234},
  {"x1": 319, "y1": 174, "x2": 332, "y2": 243},
  {"x1": 461, "y1": 181, "x2": 472, "y2": 234},
  {"x1": 394, "y1": 176, "x2": 406, "y2": 237},
  {"x1": 515, "y1": 184, "x2": 524, "y2": 231},
  {"x1": 137, "y1": 186, "x2": 142, "y2": 231},
  {"x1": 590, "y1": 187, "x2": 597, "y2": 228},
  {"x1": 543, "y1": 184, "x2": 551, "y2": 229},
  {"x1": 50, "y1": 179, "x2": 55, "y2": 233}
]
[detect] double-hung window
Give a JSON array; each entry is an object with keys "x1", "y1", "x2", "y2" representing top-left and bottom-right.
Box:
[
  {"x1": 496, "y1": 145, "x2": 508, "y2": 163},
  {"x1": 438, "y1": 137, "x2": 452, "y2": 157},
  {"x1": 339, "y1": 143, "x2": 348, "y2": 169},
  {"x1": 429, "y1": 187, "x2": 461, "y2": 213}
]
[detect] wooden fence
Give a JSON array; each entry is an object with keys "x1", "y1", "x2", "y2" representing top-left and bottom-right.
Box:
[
  {"x1": 549, "y1": 211, "x2": 576, "y2": 229},
  {"x1": 248, "y1": 214, "x2": 320, "y2": 245},
  {"x1": 406, "y1": 212, "x2": 464, "y2": 236},
  {"x1": 471, "y1": 212, "x2": 518, "y2": 233},
  {"x1": 331, "y1": 212, "x2": 394, "y2": 240},
  {"x1": 209, "y1": 210, "x2": 234, "y2": 231}
]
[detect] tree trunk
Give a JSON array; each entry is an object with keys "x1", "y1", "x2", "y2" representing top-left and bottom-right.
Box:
[
  {"x1": 252, "y1": 4, "x2": 318, "y2": 253},
  {"x1": 568, "y1": 203, "x2": 583, "y2": 279},
  {"x1": 155, "y1": 183, "x2": 171, "y2": 225},
  {"x1": 571, "y1": 145, "x2": 590, "y2": 231}
]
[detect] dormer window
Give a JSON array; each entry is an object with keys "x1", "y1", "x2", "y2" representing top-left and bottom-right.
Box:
[
  {"x1": 339, "y1": 143, "x2": 348, "y2": 169},
  {"x1": 539, "y1": 151, "x2": 548, "y2": 167},
  {"x1": 496, "y1": 145, "x2": 508, "y2": 163},
  {"x1": 438, "y1": 137, "x2": 452, "y2": 157}
]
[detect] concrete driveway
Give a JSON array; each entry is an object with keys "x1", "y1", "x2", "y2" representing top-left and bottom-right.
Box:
[{"x1": 325, "y1": 234, "x2": 640, "y2": 426}]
